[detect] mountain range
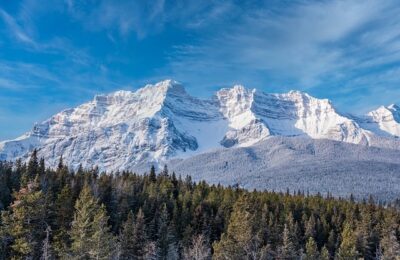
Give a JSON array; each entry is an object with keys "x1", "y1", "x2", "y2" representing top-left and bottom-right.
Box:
[{"x1": 1, "y1": 79, "x2": 400, "y2": 199}]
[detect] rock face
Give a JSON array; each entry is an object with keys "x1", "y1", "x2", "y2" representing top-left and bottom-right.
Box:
[{"x1": 0, "y1": 79, "x2": 399, "y2": 171}]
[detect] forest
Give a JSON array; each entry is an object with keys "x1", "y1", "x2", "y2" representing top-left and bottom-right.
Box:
[{"x1": 0, "y1": 150, "x2": 399, "y2": 259}]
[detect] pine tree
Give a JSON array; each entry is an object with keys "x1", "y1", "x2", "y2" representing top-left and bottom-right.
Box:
[
  {"x1": 27, "y1": 149, "x2": 39, "y2": 180},
  {"x1": 132, "y1": 209, "x2": 147, "y2": 259},
  {"x1": 320, "y1": 246, "x2": 330, "y2": 260},
  {"x1": 213, "y1": 195, "x2": 262, "y2": 259},
  {"x1": 70, "y1": 185, "x2": 97, "y2": 258},
  {"x1": 149, "y1": 166, "x2": 156, "y2": 182},
  {"x1": 144, "y1": 241, "x2": 157, "y2": 260},
  {"x1": 304, "y1": 237, "x2": 319, "y2": 260},
  {"x1": 2, "y1": 179, "x2": 46, "y2": 259},
  {"x1": 119, "y1": 209, "x2": 147, "y2": 259},
  {"x1": 305, "y1": 215, "x2": 317, "y2": 239},
  {"x1": 70, "y1": 184, "x2": 114, "y2": 259},
  {"x1": 277, "y1": 224, "x2": 298, "y2": 259},
  {"x1": 336, "y1": 222, "x2": 359, "y2": 259},
  {"x1": 380, "y1": 228, "x2": 400, "y2": 259},
  {"x1": 53, "y1": 185, "x2": 74, "y2": 257},
  {"x1": 119, "y1": 211, "x2": 135, "y2": 259},
  {"x1": 90, "y1": 204, "x2": 114, "y2": 259},
  {"x1": 156, "y1": 204, "x2": 177, "y2": 260}
]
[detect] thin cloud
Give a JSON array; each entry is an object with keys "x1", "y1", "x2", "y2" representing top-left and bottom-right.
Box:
[
  {"x1": 0, "y1": 8, "x2": 37, "y2": 46},
  {"x1": 165, "y1": 0, "x2": 400, "y2": 98}
]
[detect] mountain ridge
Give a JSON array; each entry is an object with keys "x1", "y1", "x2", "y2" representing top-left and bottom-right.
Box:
[{"x1": 0, "y1": 79, "x2": 399, "y2": 171}]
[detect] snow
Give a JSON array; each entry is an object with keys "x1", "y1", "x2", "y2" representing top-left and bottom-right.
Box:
[
  {"x1": 170, "y1": 136, "x2": 400, "y2": 202},
  {"x1": 0, "y1": 79, "x2": 399, "y2": 172}
]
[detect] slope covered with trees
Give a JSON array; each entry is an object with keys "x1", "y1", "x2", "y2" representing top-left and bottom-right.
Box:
[{"x1": 0, "y1": 151, "x2": 399, "y2": 259}]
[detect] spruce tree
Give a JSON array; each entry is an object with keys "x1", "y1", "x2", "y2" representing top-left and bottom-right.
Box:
[
  {"x1": 119, "y1": 209, "x2": 147, "y2": 259},
  {"x1": 380, "y1": 228, "x2": 400, "y2": 259},
  {"x1": 304, "y1": 237, "x2": 319, "y2": 260},
  {"x1": 336, "y1": 222, "x2": 359, "y2": 259},
  {"x1": 53, "y1": 185, "x2": 74, "y2": 257},
  {"x1": 305, "y1": 215, "x2": 316, "y2": 239},
  {"x1": 156, "y1": 204, "x2": 177, "y2": 260},
  {"x1": 320, "y1": 246, "x2": 330, "y2": 260},
  {"x1": 119, "y1": 211, "x2": 135, "y2": 259},
  {"x1": 278, "y1": 224, "x2": 298, "y2": 259},
  {"x1": 149, "y1": 166, "x2": 156, "y2": 182},
  {"x1": 132, "y1": 208, "x2": 147, "y2": 259},
  {"x1": 70, "y1": 184, "x2": 114, "y2": 259},
  {"x1": 27, "y1": 149, "x2": 39, "y2": 181},
  {"x1": 2, "y1": 179, "x2": 46, "y2": 259},
  {"x1": 90, "y1": 204, "x2": 114, "y2": 259},
  {"x1": 213, "y1": 195, "x2": 262, "y2": 259}
]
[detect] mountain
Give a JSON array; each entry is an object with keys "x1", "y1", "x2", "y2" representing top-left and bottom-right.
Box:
[
  {"x1": 0, "y1": 79, "x2": 399, "y2": 172},
  {"x1": 170, "y1": 136, "x2": 400, "y2": 201}
]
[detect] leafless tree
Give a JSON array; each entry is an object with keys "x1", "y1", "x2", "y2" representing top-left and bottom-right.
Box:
[{"x1": 183, "y1": 234, "x2": 211, "y2": 260}]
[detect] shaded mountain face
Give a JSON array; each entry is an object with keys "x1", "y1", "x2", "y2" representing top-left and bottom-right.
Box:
[{"x1": 0, "y1": 79, "x2": 399, "y2": 171}]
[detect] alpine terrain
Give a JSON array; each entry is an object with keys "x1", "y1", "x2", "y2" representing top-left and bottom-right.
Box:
[{"x1": 1, "y1": 80, "x2": 400, "y2": 199}]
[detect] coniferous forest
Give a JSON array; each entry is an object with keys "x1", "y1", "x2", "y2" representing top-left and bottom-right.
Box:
[{"x1": 0, "y1": 151, "x2": 399, "y2": 259}]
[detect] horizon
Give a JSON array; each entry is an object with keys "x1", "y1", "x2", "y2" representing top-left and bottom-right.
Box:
[{"x1": 1, "y1": 0, "x2": 400, "y2": 139}]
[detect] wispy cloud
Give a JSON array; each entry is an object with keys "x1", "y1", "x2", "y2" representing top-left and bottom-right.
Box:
[
  {"x1": 0, "y1": 8, "x2": 37, "y2": 46},
  {"x1": 1, "y1": 0, "x2": 400, "y2": 139},
  {"x1": 65, "y1": 0, "x2": 235, "y2": 38},
  {"x1": 157, "y1": 0, "x2": 400, "y2": 110}
]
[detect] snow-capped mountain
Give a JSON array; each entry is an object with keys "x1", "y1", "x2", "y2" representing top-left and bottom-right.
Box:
[{"x1": 0, "y1": 79, "x2": 399, "y2": 171}]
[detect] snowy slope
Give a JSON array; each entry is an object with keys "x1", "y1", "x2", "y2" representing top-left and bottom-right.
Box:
[
  {"x1": 170, "y1": 136, "x2": 400, "y2": 201},
  {"x1": 0, "y1": 79, "x2": 399, "y2": 171},
  {"x1": 356, "y1": 104, "x2": 400, "y2": 137}
]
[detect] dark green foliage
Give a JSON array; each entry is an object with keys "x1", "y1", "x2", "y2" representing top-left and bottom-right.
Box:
[{"x1": 0, "y1": 156, "x2": 399, "y2": 259}]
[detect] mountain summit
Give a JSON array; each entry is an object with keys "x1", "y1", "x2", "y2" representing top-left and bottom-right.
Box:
[{"x1": 0, "y1": 80, "x2": 399, "y2": 171}]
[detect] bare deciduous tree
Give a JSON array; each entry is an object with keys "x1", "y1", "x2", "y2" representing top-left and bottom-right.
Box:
[{"x1": 183, "y1": 234, "x2": 211, "y2": 260}]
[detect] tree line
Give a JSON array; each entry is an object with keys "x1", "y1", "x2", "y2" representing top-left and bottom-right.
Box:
[{"x1": 0, "y1": 150, "x2": 399, "y2": 259}]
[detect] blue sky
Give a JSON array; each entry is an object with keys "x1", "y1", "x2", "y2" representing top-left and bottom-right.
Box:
[{"x1": 0, "y1": 0, "x2": 400, "y2": 140}]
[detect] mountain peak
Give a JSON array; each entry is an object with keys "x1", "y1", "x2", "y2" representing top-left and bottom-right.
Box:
[
  {"x1": 388, "y1": 104, "x2": 399, "y2": 111},
  {"x1": 1, "y1": 80, "x2": 400, "y2": 171},
  {"x1": 143, "y1": 79, "x2": 186, "y2": 96}
]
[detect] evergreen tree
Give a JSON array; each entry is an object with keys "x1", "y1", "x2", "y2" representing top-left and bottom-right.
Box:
[
  {"x1": 27, "y1": 149, "x2": 39, "y2": 180},
  {"x1": 90, "y1": 204, "x2": 114, "y2": 259},
  {"x1": 380, "y1": 228, "x2": 400, "y2": 259},
  {"x1": 336, "y1": 222, "x2": 359, "y2": 259},
  {"x1": 156, "y1": 204, "x2": 177, "y2": 260},
  {"x1": 149, "y1": 166, "x2": 156, "y2": 182},
  {"x1": 2, "y1": 180, "x2": 46, "y2": 259},
  {"x1": 320, "y1": 246, "x2": 330, "y2": 260},
  {"x1": 277, "y1": 224, "x2": 298, "y2": 259},
  {"x1": 119, "y1": 211, "x2": 135, "y2": 259},
  {"x1": 304, "y1": 237, "x2": 319, "y2": 260},
  {"x1": 305, "y1": 215, "x2": 317, "y2": 239},
  {"x1": 119, "y1": 209, "x2": 147, "y2": 259},
  {"x1": 213, "y1": 195, "x2": 263, "y2": 259},
  {"x1": 53, "y1": 185, "x2": 74, "y2": 257},
  {"x1": 70, "y1": 184, "x2": 114, "y2": 259}
]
